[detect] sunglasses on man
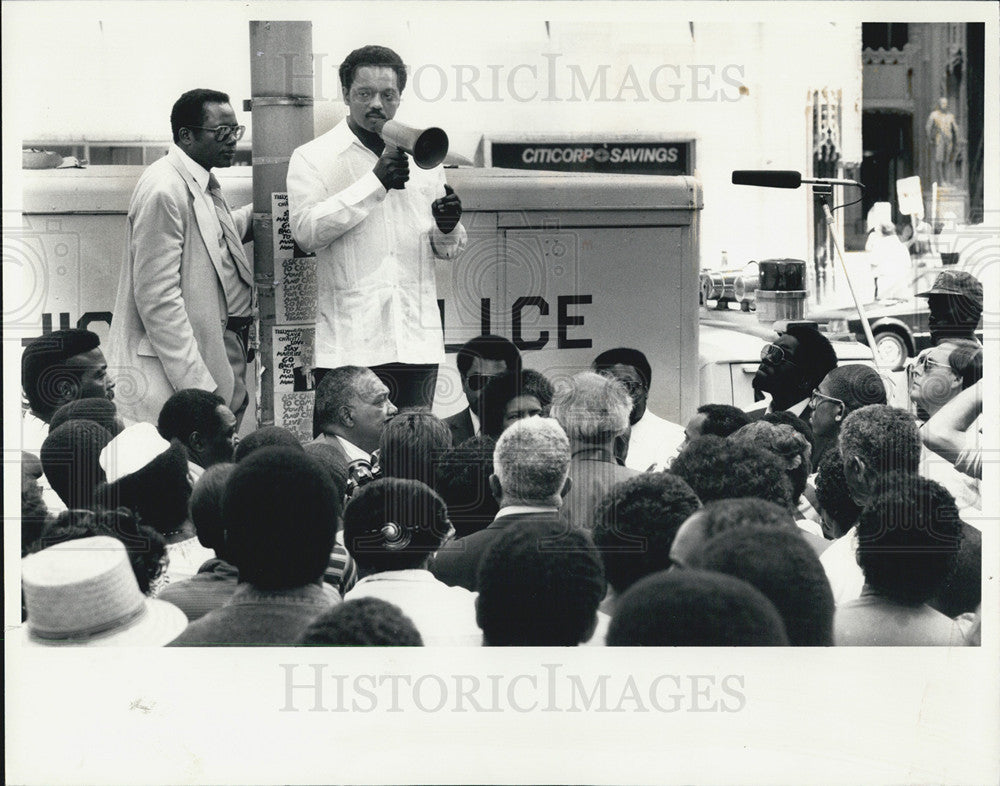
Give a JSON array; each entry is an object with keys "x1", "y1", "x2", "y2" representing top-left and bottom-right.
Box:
[
  {"x1": 466, "y1": 373, "x2": 503, "y2": 392},
  {"x1": 760, "y1": 342, "x2": 801, "y2": 366},
  {"x1": 187, "y1": 124, "x2": 246, "y2": 143},
  {"x1": 905, "y1": 349, "x2": 955, "y2": 379}
]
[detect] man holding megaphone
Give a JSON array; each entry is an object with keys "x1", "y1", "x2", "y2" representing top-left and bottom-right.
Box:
[{"x1": 288, "y1": 45, "x2": 467, "y2": 410}]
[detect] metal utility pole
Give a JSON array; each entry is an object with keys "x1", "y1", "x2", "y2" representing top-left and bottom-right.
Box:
[{"x1": 248, "y1": 21, "x2": 314, "y2": 425}]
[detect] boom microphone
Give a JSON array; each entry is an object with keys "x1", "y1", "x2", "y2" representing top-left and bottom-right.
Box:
[
  {"x1": 732, "y1": 170, "x2": 802, "y2": 188},
  {"x1": 732, "y1": 170, "x2": 862, "y2": 188}
]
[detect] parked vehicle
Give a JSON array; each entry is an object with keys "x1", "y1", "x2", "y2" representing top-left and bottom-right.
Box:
[{"x1": 809, "y1": 293, "x2": 983, "y2": 371}]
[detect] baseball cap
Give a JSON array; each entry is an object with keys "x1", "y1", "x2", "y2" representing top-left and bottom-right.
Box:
[{"x1": 917, "y1": 271, "x2": 983, "y2": 309}]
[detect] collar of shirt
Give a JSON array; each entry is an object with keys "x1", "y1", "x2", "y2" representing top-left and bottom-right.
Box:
[
  {"x1": 767, "y1": 397, "x2": 810, "y2": 417},
  {"x1": 494, "y1": 505, "x2": 559, "y2": 519},
  {"x1": 174, "y1": 144, "x2": 212, "y2": 193},
  {"x1": 336, "y1": 435, "x2": 372, "y2": 462},
  {"x1": 469, "y1": 408, "x2": 481, "y2": 435},
  {"x1": 229, "y1": 582, "x2": 337, "y2": 607},
  {"x1": 354, "y1": 568, "x2": 440, "y2": 586},
  {"x1": 572, "y1": 445, "x2": 616, "y2": 463},
  {"x1": 187, "y1": 461, "x2": 205, "y2": 488}
]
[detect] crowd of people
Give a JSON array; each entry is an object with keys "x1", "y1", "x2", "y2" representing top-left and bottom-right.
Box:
[
  {"x1": 15, "y1": 44, "x2": 985, "y2": 649},
  {"x1": 19, "y1": 307, "x2": 984, "y2": 647}
]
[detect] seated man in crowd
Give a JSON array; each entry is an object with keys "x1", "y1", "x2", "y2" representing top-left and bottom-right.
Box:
[
  {"x1": 445, "y1": 334, "x2": 522, "y2": 445},
  {"x1": 689, "y1": 527, "x2": 835, "y2": 646},
  {"x1": 171, "y1": 447, "x2": 341, "y2": 645},
  {"x1": 552, "y1": 371, "x2": 638, "y2": 531},
  {"x1": 342, "y1": 478, "x2": 481, "y2": 646},
  {"x1": 476, "y1": 518, "x2": 606, "y2": 646},
  {"x1": 683, "y1": 403, "x2": 751, "y2": 444},
  {"x1": 158, "y1": 389, "x2": 239, "y2": 484},
  {"x1": 592, "y1": 347, "x2": 686, "y2": 470},
  {"x1": 834, "y1": 473, "x2": 967, "y2": 646},
  {"x1": 606, "y1": 570, "x2": 789, "y2": 646},
  {"x1": 21, "y1": 328, "x2": 117, "y2": 513},
  {"x1": 808, "y1": 363, "x2": 888, "y2": 467},
  {"x1": 21, "y1": 328, "x2": 117, "y2": 455},
  {"x1": 591, "y1": 473, "x2": 700, "y2": 615},
  {"x1": 431, "y1": 416, "x2": 571, "y2": 592},
  {"x1": 478, "y1": 368, "x2": 554, "y2": 439},
  {"x1": 749, "y1": 322, "x2": 838, "y2": 419},
  {"x1": 308, "y1": 365, "x2": 398, "y2": 478}
]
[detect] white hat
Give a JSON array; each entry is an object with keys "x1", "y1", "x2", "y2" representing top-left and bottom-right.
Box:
[
  {"x1": 16, "y1": 536, "x2": 187, "y2": 647},
  {"x1": 100, "y1": 422, "x2": 171, "y2": 484}
]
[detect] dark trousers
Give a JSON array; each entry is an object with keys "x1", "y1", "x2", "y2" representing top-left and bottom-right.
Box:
[{"x1": 313, "y1": 363, "x2": 438, "y2": 411}]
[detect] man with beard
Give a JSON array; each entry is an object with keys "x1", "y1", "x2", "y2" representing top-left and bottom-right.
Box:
[
  {"x1": 287, "y1": 45, "x2": 467, "y2": 410},
  {"x1": 748, "y1": 323, "x2": 838, "y2": 421}
]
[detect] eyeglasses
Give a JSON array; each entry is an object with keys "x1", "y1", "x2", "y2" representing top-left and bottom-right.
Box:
[
  {"x1": 467, "y1": 373, "x2": 502, "y2": 392},
  {"x1": 350, "y1": 88, "x2": 401, "y2": 104},
  {"x1": 809, "y1": 389, "x2": 846, "y2": 417},
  {"x1": 187, "y1": 124, "x2": 246, "y2": 143},
  {"x1": 760, "y1": 342, "x2": 800, "y2": 366},
  {"x1": 906, "y1": 350, "x2": 954, "y2": 378}
]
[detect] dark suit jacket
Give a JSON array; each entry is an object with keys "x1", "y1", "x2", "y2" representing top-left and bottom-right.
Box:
[
  {"x1": 443, "y1": 407, "x2": 476, "y2": 446},
  {"x1": 430, "y1": 509, "x2": 561, "y2": 592},
  {"x1": 560, "y1": 450, "x2": 639, "y2": 531}
]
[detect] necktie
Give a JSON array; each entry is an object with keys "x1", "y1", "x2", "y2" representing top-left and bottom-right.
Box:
[{"x1": 207, "y1": 173, "x2": 252, "y2": 286}]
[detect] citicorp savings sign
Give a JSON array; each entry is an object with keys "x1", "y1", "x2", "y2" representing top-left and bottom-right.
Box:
[{"x1": 487, "y1": 140, "x2": 693, "y2": 176}]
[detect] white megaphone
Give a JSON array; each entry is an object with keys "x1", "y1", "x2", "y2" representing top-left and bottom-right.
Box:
[{"x1": 380, "y1": 119, "x2": 449, "y2": 169}]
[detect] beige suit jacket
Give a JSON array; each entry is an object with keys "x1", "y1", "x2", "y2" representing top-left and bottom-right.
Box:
[{"x1": 107, "y1": 147, "x2": 252, "y2": 425}]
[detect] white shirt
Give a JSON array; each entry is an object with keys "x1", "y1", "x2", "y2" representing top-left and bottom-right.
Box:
[
  {"x1": 287, "y1": 119, "x2": 467, "y2": 368},
  {"x1": 494, "y1": 505, "x2": 559, "y2": 519},
  {"x1": 345, "y1": 569, "x2": 482, "y2": 646},
  {"x1": 820, "y1": 526, "x2": 864, "y2": 606},
  {"x1": 21, "y1": 409, "x2": 50, "y2": 456},
  {"x1": 174, "y1": 145, "x2": 251, "y2": 316},
  {"x1": 161, "y1": 537, "x2": 217, "y2": 589},
  {"x1": 625, "y1": 409, "x2": 687, "y2": 471}
]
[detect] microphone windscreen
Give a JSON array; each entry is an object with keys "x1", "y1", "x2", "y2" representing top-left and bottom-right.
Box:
[{"x1": 732, "y1": 170, "x2": 802, "y2": 189}]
